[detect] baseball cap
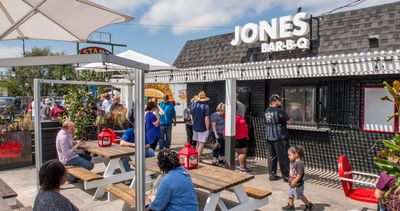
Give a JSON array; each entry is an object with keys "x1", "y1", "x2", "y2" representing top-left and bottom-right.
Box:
[{"x1": 269, "y1": 94, "x2": 282, "y2": 102}]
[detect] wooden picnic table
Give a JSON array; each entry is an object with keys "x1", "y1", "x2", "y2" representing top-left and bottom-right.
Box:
[
  {"x1": 0, "y1": 178, "x2": 17, "y2": 207},
  {"x1": 80, "y1": 140, "x2": 134, "y2": 159},
  {"x1": 131, "y1": 158, "x2": 271, "y2": 211},
  {"x1": 78, "y1": 141, "x2": 135, "y2": 199}
]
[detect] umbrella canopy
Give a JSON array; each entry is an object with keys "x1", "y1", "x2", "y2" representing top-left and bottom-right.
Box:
[
  {"x1": 0, "y1": 0, "x2": 132, "y2": 42},
  {"x1": 78, "y1": 49, "x2": 175, "y2": 71}
]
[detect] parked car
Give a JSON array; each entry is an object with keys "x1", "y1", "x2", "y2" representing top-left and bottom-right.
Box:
[{"x1": 0, "y1": 97, "x2": 21, "y2": 122}]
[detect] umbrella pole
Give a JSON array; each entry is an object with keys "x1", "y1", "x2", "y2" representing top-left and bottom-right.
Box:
[{"x1": 135, "y1": 69, "x2": 145, "y2": 211}]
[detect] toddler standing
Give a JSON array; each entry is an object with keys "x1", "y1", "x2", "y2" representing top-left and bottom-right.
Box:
[{"x1": 282, "y1": 145, "x2": 313, "y2": 211}]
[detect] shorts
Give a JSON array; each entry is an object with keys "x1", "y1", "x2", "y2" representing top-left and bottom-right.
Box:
[
  {"x1": 193, "y1": 130, "x2": 209, "y2": 143},
  {"x1": 288, "y1": 185, "x2": 304, "y2": 199},
  {"x1": 235, "y1": 138, "x2": 247, "y2": 149}
]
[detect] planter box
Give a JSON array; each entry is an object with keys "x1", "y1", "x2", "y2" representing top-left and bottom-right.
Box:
[{"x1": 0, "y1": 131, "x2": 32, "y2": 170}]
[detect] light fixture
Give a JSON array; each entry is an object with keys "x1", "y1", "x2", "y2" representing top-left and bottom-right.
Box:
[
  {"x1": 331, "y1": 61, "x2": 338, "y2": 74},
  {"x1": 105, "y1": 76, "x2": 109, "y2": 82},
  {"x1": 62, "y1": 75, "x2": 66, "y2": 80}
]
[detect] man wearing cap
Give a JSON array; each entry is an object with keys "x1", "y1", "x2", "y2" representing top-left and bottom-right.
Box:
[
  {"x1": 190, "y1": 91, "x2": 210, "y2": 161},
  {"x1": 159, "y1": 95, "x2": 177, "y2": 150},
  {"x1": 42, "y1": 98, "x2": 52, "y2": 120},
  {"x1": 265, "y1": 94, "x2": 293, "y2": 181}
]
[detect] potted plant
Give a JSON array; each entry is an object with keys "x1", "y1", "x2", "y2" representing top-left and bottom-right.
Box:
[
  {"x1": 375, "y1": 80, "x2": 400, "y2": 209},
  {"x1": 0, "y1": 112, "x2": 33, "y2": 170}
]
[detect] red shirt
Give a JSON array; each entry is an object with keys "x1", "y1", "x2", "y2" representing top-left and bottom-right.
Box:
[
  {"x1": 235, "y1": 114, "x2": 248, "y2": 140},
  {"x1": 50, "y1": 106, "x2": 66, "y2": 118}
]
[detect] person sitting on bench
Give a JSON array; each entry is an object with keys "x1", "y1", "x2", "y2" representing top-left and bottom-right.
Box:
[
  {"x1": 120, "y1": 126, "x2": 155, "y2": 172},
  {"x1": 33, "y1": 159, "x2": 78, "y2": 211},
  {"x1": 56, "y1": 120, "x2": 94, "y2": 182},
  {"x1": 146, "y1": 149, "x2": 198, "y2": 211}
]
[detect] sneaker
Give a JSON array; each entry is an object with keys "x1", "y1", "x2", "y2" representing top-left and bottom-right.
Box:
[
  {"x1": 269, "y1": 175, "x2": 282, "y2": 181},
  {"x1": 282, "y1": 204, "x2": 295, "y2": 210},
  {"x1": 282, "y1": 176, "x2": 289, "y2": 183},
  {"x1": 303, "y1": 203, "x2": 314, "y2": 211},
  {"x1": 239, "y1": 169, "x2": 254, "y2": 174},
  {"x1": 211, "y1": 161, "x2": 219, "y2": 166},
  {"x1": 218, "y1": 160, "x2": 225, "y2": 165}
]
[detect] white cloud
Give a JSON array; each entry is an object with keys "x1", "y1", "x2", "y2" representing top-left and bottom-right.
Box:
[
  {"x1": 0, "y1": 45, "x2": 22, "y2": 58},
  {"x1": 139, "y1": 0, "x2": 274, "y2": 35},
  {"x1": 91, "y1": 0, "x2": 152, "y2": 13},
  {"x1": 278, "y1": 0, "x2": 400, "y2": 16},
  {"x1": 139, "y1": 0, "x2": 399, "y2": 35}
]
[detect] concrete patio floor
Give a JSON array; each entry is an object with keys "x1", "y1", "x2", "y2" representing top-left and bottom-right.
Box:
[{"x1": 0, "y1": 124, "x2": 375, "y2": 211}]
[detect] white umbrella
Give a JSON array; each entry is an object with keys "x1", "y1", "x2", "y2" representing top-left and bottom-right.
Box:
[
  {"x1": 77, "y1": 49, "x2": 176, "y2": 71},
  {"x1": 0, "y1": 0, "x2": 132, "y2": 42}
]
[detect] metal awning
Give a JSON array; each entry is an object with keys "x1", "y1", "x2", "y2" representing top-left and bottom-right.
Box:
[
  {"x1": 0, "y1": 53, "x2": 148, "y2": 211},
  {"x1": 145, "y1": 50, "x2": 400, "y2": 83}
]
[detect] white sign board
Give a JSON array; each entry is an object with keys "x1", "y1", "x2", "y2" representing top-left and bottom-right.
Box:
[{"x1": 363, "y1": 87, "x2": 394, "y2": 132}]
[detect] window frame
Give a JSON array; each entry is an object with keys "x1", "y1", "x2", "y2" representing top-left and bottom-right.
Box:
[{"x1": 282, "y1": 86, "x2": 317, "y2": 124}]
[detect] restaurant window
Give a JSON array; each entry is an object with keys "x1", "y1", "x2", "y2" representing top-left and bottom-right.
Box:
[{"x1": 283, "y1": 87, "x2": 316, "y2": 123}]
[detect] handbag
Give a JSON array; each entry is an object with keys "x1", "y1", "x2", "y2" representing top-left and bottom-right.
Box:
[{"x1": 211, "y1": 138, "x2": 221, "y2": 150}]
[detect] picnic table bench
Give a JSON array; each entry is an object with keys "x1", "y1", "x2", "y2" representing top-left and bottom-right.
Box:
[
  {"x1": 0, "y1": 178, "x2": 17, "y2": 207},
  {"x1": 71, "y1": 141, "x2": 135, "y2": 200},
  {"x1": 110, "y1": 158, "x2": 272, "y2": 211}
]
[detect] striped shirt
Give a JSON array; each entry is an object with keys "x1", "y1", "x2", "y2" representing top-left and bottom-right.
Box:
[{"x1": 265, "y1": 107, "x2": 290, "y2": 141}]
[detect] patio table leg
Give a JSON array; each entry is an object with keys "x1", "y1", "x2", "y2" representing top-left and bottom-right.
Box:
[
  {"x1": 233, "y1": 184, "x2": 250, "y2": 203},
  {"x1": 203, "y1": 192, "x2": 221, "y2": 211},
  {"x1": 93, "y1": 158, "x2": 119, "y2": 199},
  {"x1": 218, "y1": 198, "x2": 228, "y2": 211}
]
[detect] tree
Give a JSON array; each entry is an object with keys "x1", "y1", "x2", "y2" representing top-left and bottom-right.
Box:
[{"x1": 0, "y1": 47, "x2": 78, "y2": 97}]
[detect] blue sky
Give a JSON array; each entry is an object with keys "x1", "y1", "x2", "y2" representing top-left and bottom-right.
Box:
[{"x1": 0, "y1": 0, "x2": 397, "y2": 64}]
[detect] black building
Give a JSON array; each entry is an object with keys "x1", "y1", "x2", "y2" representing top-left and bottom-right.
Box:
[{"x1": 149, "y1": 2, "x2": 400, "y2": 174}]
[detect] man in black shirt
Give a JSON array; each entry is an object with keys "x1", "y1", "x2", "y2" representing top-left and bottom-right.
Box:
[{"x1": 265, "y1": 94, "x2": 293, "y2": 181}]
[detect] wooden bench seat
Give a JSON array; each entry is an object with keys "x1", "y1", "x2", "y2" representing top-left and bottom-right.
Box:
[
  {"x1": 0, "y1": 179, "x2": 17, "y2": 200},
  {"x1": 229, "y1": 185, "x2": 272, "y2": 199},
  {"x1": 65, "y1": 166, "x2": 103, "y2": 182},
  {"x1": 105, "y1": 183, "x2": 135, "y2": 207},
  {"x1": 0, "y1": 197, "x2": 12, "y2": 211}
]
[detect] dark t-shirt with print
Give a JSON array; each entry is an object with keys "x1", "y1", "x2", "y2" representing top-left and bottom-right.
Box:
[
  {"x1": 265, "y1": 107, "x2": 290, "y2": 141},
  {"x1": 289, "y1": 160, "x2": 304, "y2": 187}
]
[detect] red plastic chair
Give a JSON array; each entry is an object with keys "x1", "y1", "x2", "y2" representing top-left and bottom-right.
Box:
[{"x1": 338, "y1": 155, "x2": 379, "y2": 204}]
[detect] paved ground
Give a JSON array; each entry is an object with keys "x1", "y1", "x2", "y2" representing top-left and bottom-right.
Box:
[{"x1": 1, "y1": 123, "x2": 375, "y2": 211}]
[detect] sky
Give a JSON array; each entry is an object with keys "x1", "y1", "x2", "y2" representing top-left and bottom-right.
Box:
[{"x1": 0, "y1": 0, "x2": 398, "y2": 65}]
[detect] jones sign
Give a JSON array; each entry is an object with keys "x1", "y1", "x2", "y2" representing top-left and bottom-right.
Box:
[{"x1": 231, "y1": 12, "x2": 310, "y2": 53}]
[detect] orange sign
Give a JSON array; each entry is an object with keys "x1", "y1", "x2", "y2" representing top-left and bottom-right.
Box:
[{"x1": 79, "y1": 46, "x2": 112, "y2": 55}]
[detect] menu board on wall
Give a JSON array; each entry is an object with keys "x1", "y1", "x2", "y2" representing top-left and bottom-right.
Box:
[{"x1": 363, "y1": 87, "x2": 395, "y2": 133}]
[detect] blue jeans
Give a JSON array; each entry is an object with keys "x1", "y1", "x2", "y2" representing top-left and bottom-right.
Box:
[
  {"x1": 121, "y1": 148, "x2": 155, "y2": 172},
  {"x1": 212, "y1": 133, "x2": 225, "y2": 158},
  {"x1": 66, "y1": 153, "x2": 94, "y2": 180},
  {"x1": 159, "y1": 124, "x2": 172, "y2": 150}
]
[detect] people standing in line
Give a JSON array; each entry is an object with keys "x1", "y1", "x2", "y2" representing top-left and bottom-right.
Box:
[
  {"x1": 237, "y1": 98, "x2": 246, "y2": 117},
  {"x1": 234, "y1": 113, "x2": 252, "y2": 174},
  {"x1": 55, "y1": 121, "x2": 93, "y2": 182},
  {"x1": 282, "y1": 146, "x2": 313, "y2": 211},
  {"x1": 128, "y1": 101, "x2": 135, "y2": 126},
  {"x1": 190, "y1": 91, "x2": 210, "y2": 162},
  {"x1": 210, "y1": 103, "x2": 225, "y2": 166},
  {"x1": 109, "y1": 95, "x2": 123, "y2": 113},
  {"x1": 33, "y1": 159, "x2": 78, "y2": 211},
  {"x1": 99, "y1": 93, "x2": 110, "y2": 113},
  {"x1": 42, "y1": 98, "x2": 52, "y2": 120},
  {"x1": 159, "y1": 95, "x2": 176, "y2": 150},
  {"x1": 184, "y1": 98, "x2": 195, "y2": 147},
  {"x1": 120, "y1": 125, "x2": 155, "y2": 172},
  {"x1": 265, "y1": 94, "x2": 293, "y2": 181},
  {"x1": 50, "y1": 100, "x2": 66, "y2": 120},
  {"x1": 146, "y1": 149, "x2": 198, "y2": 211},
  {"x1": 145, "y1": 102, "x2": 161, "y2": 151}
]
